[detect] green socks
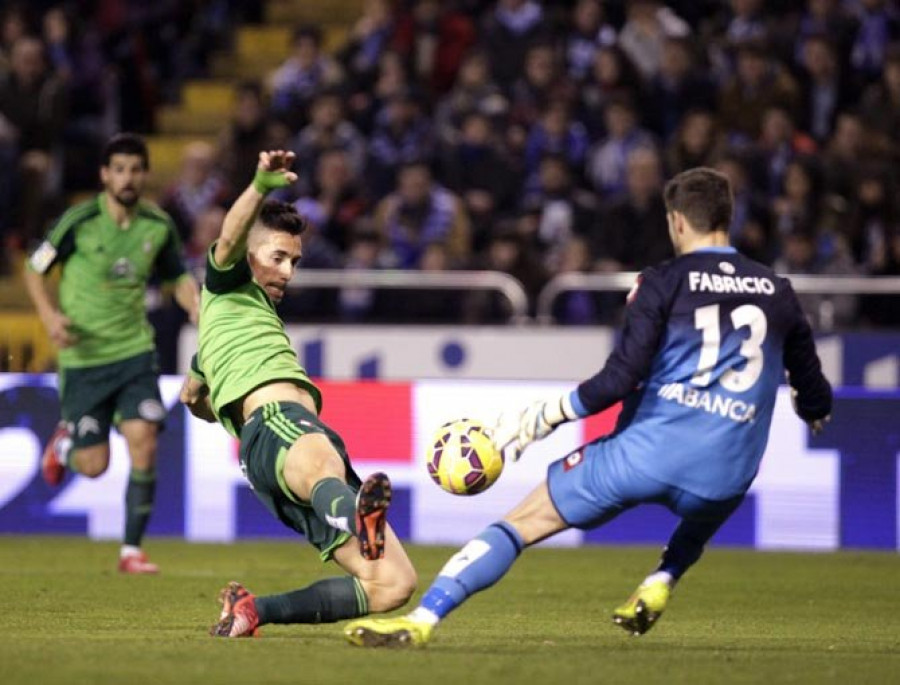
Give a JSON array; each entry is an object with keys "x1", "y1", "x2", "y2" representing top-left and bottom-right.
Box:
[
  {"x1": 124, "y1": 468, "x2": 156, "y2": 546},
  {"x1": 309, "y1": 477, "x2": 358, "y2": 535},
  {"x1": 255, "y1": 577, "x2": 368, "y2": 624}
]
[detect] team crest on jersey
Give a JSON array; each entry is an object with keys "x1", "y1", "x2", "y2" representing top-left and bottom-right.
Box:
[
  {"x1": 562, "y1": 449, "x2": 584, "y2": 471},
  {"x1": 626, "y1": 275, "x2": 642, "y2": 305},
  {"x1": 719, "y1": 261, "x2": 736, "y2": 275},
  {"x1": 110, "y1": 257, "x2": 137, "y2": 281}
]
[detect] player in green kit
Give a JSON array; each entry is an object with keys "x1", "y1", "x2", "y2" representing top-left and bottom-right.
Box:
[
  {"x1": 179, "y1": 149, "x2": 416, "y2": 638},
  {"x1": 23, "y1": 133, "x2": 200, "y2": 574}
]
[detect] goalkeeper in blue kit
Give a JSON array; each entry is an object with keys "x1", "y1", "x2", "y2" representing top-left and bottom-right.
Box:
[{"x1": 344, "y1": 167, "x2": 832, "y2": 647}]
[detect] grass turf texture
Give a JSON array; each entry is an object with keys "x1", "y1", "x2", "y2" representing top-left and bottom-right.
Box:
[{"x1": 1, "y1": 537, "x2": 897, "y2": 685}]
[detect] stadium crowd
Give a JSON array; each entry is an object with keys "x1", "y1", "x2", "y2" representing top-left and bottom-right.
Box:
[{"x1": 2, "y1": 0, "x2": 900, "y2": 331}]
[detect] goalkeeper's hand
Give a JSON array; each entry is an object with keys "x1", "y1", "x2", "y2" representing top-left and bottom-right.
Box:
[
  {"x1": 491, "y1": 394, "x2": 579, "y2": 462},
  {"x1": 790, "y1": 388, "x2": 830, "y2": 436},
  {"x1": 252, "y1": 150, "x2": 298, "y2": 194}
]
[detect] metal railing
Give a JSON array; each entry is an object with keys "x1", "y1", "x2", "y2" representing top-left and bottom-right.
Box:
[
  {"x1": 288, "y1": 269, "x2": 531, "y2": 322},
  {"x1": 535, "y1": 272, "x2": 900, "y2": 324}
]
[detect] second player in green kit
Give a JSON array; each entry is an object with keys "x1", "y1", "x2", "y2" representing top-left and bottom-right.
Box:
[{"x1": 24, "y1": 133, "x2": 199, "y2": 574}]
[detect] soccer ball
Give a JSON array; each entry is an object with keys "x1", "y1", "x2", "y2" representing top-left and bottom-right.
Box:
[{"x1": 427, "y1": 418, "x2": 504, "y2": 496}]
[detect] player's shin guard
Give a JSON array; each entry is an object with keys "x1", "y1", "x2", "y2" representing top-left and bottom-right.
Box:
[
  {"x1": 255, "y1": 577, "x2": 367, "y2": 624},
  {"x1": 124, "y1": 468, "x2": 156, "y2": 546},
  {"x1": 419, "y1": 521, "x2": 525, "y2": 621},
  {"x1": 310, "y1": 477, "x2": 359, "y2": 535}
]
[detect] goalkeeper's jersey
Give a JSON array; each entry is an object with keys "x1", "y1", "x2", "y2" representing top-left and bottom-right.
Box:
[
  {"x1": 573, "y1": 247, "x2": 831, "y2": 500},
  {"x1": 195, "y1": 244, "x2": 321, "y2": 437},
  {"x1": 27, "y1": 194, "x2": 187, "y2": 368}
]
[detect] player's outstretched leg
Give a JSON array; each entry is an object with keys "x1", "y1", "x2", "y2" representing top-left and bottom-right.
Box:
[
  {"x1": 345, "y1": 520, "x2": 525, "y2": 648},
  {"x1": 355, "y1": 472, "x2": 392, "y2": 561},
  {"x1": 41, "y1": 422, "x2": 72, "y2": 486},
  {"x1": 210, "y1": 581, "x2": 261, "y2": 638}
]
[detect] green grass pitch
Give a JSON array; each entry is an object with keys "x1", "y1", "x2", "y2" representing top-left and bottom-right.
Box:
[{"x1": 2, "y1": 537, "x2": 898, "y2": 685}]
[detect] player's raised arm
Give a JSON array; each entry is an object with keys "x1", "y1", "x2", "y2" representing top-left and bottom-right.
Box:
[{"x1": 213, "y1": 150, "x2": 298, "y2": 268}]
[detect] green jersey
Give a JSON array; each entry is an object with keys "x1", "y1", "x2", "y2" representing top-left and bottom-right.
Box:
[
  {"x1": 28, "y1": 194, "x2": 187, "y2": 368},
  {"x1": 194, "y1": 244, "x2": 321, "y2": 437}
]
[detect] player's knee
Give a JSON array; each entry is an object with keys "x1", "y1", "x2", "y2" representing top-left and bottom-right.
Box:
[{"x1": 75, "y1": 449, "x2": 110, "y2": 478}]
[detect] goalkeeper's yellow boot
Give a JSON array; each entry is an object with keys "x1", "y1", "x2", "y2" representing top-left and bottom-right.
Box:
[
  {"x1": 344, "y1": 616, "x2": 434, "y2": 648},
  {"x1": 612, "y1": 579, "x2": 671, "y2": 636}
]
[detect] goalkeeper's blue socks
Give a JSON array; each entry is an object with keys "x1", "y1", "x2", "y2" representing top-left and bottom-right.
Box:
[{"x1": 412, "y1": 521, "x2": 525, "y2": 625}]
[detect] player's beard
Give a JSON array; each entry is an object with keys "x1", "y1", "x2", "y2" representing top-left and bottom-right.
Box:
[{"x1": 113, "y1": 188, "x2": 140, "y2": 207}]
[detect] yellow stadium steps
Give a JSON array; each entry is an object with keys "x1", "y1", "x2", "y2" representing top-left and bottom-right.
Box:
[{"x1": 265, "y1": 0, "x2": 364, "y2": 25}]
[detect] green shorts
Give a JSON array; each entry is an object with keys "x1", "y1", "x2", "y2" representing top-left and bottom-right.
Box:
[
  {"x1": 238, "y1": 401, "x2": 362, "y2": 561},
  {"x1": 59, "y1": 351, "x2": 165, "y2": 450}
]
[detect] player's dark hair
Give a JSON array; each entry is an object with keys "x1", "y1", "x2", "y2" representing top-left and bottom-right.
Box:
[
  {"x1": 664, "y1": 167, "x2": 733, "y2": 234},
  {"x1": 102, "y1": 133, "x2": 149, "y2": 170},
  {"x1": 258, "y1": 201, "x2": 308, "y2": 236}
]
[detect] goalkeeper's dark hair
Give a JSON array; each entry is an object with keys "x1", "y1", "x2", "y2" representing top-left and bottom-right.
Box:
[
  {"x1": 258, "y1": 200, "x2": 308, "y2": 236},
  {"x1": 102, "y1": 133, "x2": 149, "y2": 170},
  {"x1": 663, "y1": 167, "x2": 733, "y2": 234}
]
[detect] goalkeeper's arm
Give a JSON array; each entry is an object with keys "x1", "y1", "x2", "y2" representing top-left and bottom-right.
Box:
[{"x1": 214, "y1": 150, "x2": 298, "y2": 268}]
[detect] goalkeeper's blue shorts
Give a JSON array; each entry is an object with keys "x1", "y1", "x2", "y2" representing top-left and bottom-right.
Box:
[{"x1": 546, "y1": 439, "x2": 744, "y2": 530}]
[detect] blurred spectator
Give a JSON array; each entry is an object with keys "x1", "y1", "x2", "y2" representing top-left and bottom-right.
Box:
[
  {"x1": 339, "y1": 0, "x2": 394, "y2": 90},
  {"x1": 576, "y1": 44, "x2": 643, "y2": 137},
  {"x1": 463, "y1": 221, "x2": 548, "y2": 322},
  {"x1": 160, "y1": 141, "x2": 230, "y2": 241},
  {"x1": 0, "y1": 35, "x2": 67, "y2": 246},
  {"x1": 770, "y1": 158, "x2": 824, "y2": 247},
  {"x1": 861, "y1": 231, "x2": 900, "y2": 326},
  {"x1": 293, "y1": 90, "x2": 366, "y2": 192},
  {"x1": 367, "y1": 88, "x2": 433, "y2": 198},
  {"x1": 643, "y1": 36, "x2": 717, "y2": 141},
  {"x1": 523, "y1": 102, "x2": 590, "y2": 180},
  {"x1": 665, "y1": 109, "x2": 726, "y2": 174},
  {"x1": 850, "y1": 0, "x2": 900, "y2": 84},
  {"x1": 585, "y1": 95, "x2": 656, "y2": 198},
  {"x1": 217, "y1": 81, "x2": 278, "y2": 193},
  {"x1": 844, "y1": 164, "x2": 899, "y2": 272},
  {"x1": 618, "y1": 0, "x2": 690, "y2": 82},
  {"x1": 724, "y1": 0, "x2": 769, "y2": 45},
  {"x1": 820, "y1": 110, "x2": 866, "y2": 201},
  {"x1": 392, "y1": 0, "x2": 476, "y2": 95},
  {"x1": 0, "y1": 5, "x2": 29, "y2": 72},
  {"x1": 774, "y1": 228, "x2": 859, "y2": 330},
  {"x1": 294, "y1": 148, "x2": 368, "y2": 252},
  {"x1": 374, "y1": 161, "x2": 470, "y2": 268},
  {"x1": 520, "y1": 154, "x2": 599, "y2": 274},
  {"x1": 563, "y1": 0, "x2": 617, "y2": 83},
  {"x1": 438, "y1": 110, "x2": 518, "y2": 250},
  {"x1": 268, "y1": 25, "x2": 343, "y2": 133},
  {"x1": 184, "y1": 205, "x2": 226, "y2": 280},
  {"x1": 797, "y1": 34, "x2": 857, "y2": 144},
  {"x1": 339, "y1": 222, "x2": 391, "y2": 322},
  {"x1": 481, "y1": 0, "x2": 548, "y2": 89},
  {"x1": 793, "y1": 0, "x2": 859, "y2": 65},
  {"x1": 860, "y1": 44, "x2": 900, "y2": 160},
  {"x1": 507, "y1": 42, "x2": 571, "y2": 138},
  {"x1": 715, "y1": 153, "x2": 773, "y2": 263},
  {"x1": 551, "y1": 235, "x2": 602, "y2": 324},
  {"x1": 718, "y1": 40, "x2": 799, "y2": 141},
  {"x1": 748, "y1": 105, "x2": 817, "y2": 198},
  {"x1": 433, "y1": 50, "x2": 507, "y2": 145},
  {"x1": 346, "y1": 49, "x2": 410, "y2": 135},
  {"x1": 593, "y1": 147, "x2": 672, "y2": 270}
]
